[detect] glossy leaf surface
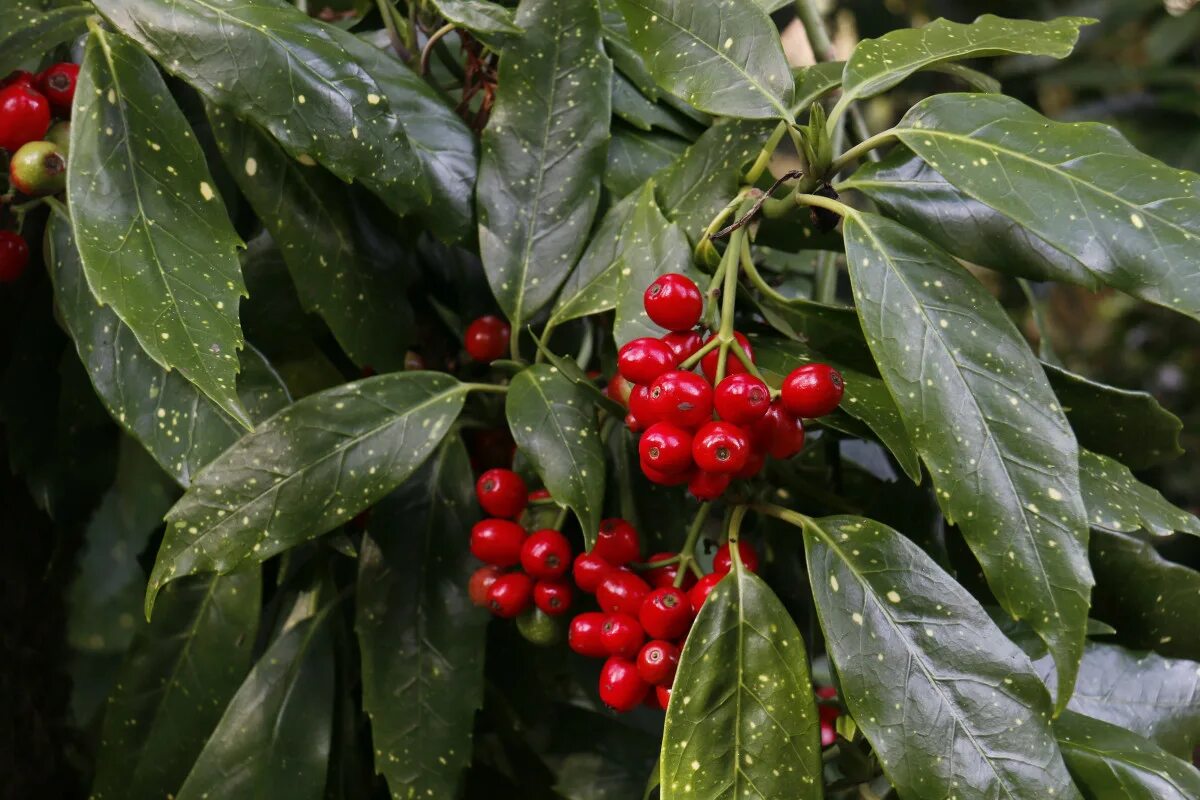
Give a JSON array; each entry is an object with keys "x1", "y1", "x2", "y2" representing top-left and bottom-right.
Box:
[
  {"x1": 0, "y1": 3, "x2": 90, "y2": 76},
  {"x1": 430, "y1": 0, "x2": 522, "y2": 49},
  {"x1": 1056, "y1": 711, "x2": 1200, "y2": 800},
  {"x1": 606, "y1": 126, "x2": 688, "y2": 199},
  {"x1": 1079, "y1": 449, "x2": 1200, "y2": 537},
  {"x1": 549, "y1": 191, "x2": 640, "y2": 326}
]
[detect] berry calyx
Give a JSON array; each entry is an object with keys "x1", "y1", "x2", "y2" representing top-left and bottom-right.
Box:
[
  {"x1": 617, "y1": 337, "x2": 677, "y2": 385},
  {"x1": 464, "y1": 315, "x2": 510, "y2": 362},
  {"x1": 647, "y1": 370, "x2": 713, "y2": 429},
  {"x1": 751, "y1": 402, "x2": 806, "y2": 460},
  {"x1": 692, "y1": 421, "x2": 750, "y2": 474},
  {"x1": 643, "y1": 552, "x2": 694, "y2": 590},
  {"x1": 599, "y1": 657, "x2": 649, "y2": 712},
  {"x1": 568, "y1": 612, "x2": 608, "y2": 658},
  {"x1": 470, "y1": 518, "x2": 527, "y2": 567},
  {"x1": 660, "y1": 330, "x2": 703, "y2": 362},
  {"x1": 639, "y1": 422, "x2": 694, "y2": 474},
  {"x1": 687, "y1": 469, "x2": 731, "y2": 501},
  {"x1": 713, "y1": 540, "x2": 760, "y2": 574},
  {"x1": 487, "y1": 572, "x2": 534, "y2": 618},
  {"x1": 516, "y1": 607, "x2": 560, "y2": 645},
  {"x1": 572, "y1": 552, "x2": 613, "y2": 593},
  {"x1": 600, "y1": 613, "x2": 646, "y2": 658},
  {"x1": 643, "y1": 273, "x2": 703, "y2": 331},
  {"x1": 639, "y1": 587, "x2": 694, "y2": 640},
  {"x1": 596, "y1": 568, "x2": 651, "y2": 616},
  {"x1": 0, "y1": 83, "x2": 50, "y2": 152},
  {"x1": 700, "y1": 331, "x2": 754, "y2": 382},
  {"x1": 781, "y1": 363, "x2": 845, "y2": 418},
  {"x1": 9, "y1": 140, "x2": 66, "y2": 196},
  {"x1": 468, "y1": 565, "x2": 504, "y2": 607},
  {"x1": 593, "y1": 519, "x2": 641, "y2": 565},
  {"x1": 475, "y1": 468, "x2": 528, "y2": 519},
  {"x1": 36, "y1": 63, "x2": 79, "y2": 115},
  {"x1": 636, "y1": 640, "x2": 680, "y2": 686},
  {"x1": 0, "y1": 231, "x2": 30, "y2": 283},
  {"x1": 520, "y1": 529, "x2": 572, "y2": 579},
  {"x1": 714, "y1": 373, "x2": 771, "y2": 425},
  {"x1": 688, "y1": 573, "x2": 723, "y2": 614},
  {"x1": 533, "y1": 580, "x2": 574, "y2": 615}
]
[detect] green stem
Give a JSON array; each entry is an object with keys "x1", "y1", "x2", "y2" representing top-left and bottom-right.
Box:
[
  {"x1": 465, "y1": 382, "x2": 509, "y2": 395},
  {"x1": 828, "y1": 129, "x2": 898, "y2": 175},
  {"x1": 749, "y1": 501, "x2": 810, "y2": 530},
  {"x1": 419, "y1": 22, "x2": 457, "y2": 75},
  {"x1": 695, "y1": 189, "x2": 751, "y2": 263},
  {"x1": 714, "y1": 227, "x2": 743, "y2": 383},
  {"x1": 814, "y1": 249, "x2": 839, "y2": 305},
  {"x1": 743, "y1": 121, "x2": 789, "y2": 185},
  {"x1": 847, "y1": 105, "x2": 880, "y2": 163},
  {"x1": 793, "y1": 191, "x2": 854, "y2": 218},
  {"x1": 739, "y1": 243, "x2": 793, "y2": 306},
  {"x1": 551, "y1": 505, "x2": 570, "y2": 531},
  {"x1": 672, "y1": 502, "x2": 713, "y2": 589},
  {"x1": 633, "y1": 555, "x2": 681, "y2": 572},
  {"x1": 794, "y1": 0, "x2": 836, "y2": 62},
  {"x1": 679, "y1": 335, "x2": 720, "y2": 371}
]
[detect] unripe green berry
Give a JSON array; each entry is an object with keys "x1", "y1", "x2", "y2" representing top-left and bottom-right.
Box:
[
  {"x1": 45, "y1": 121, "x2": 70, "y2": 156},
  {"x1": 515, "y1": 607, "x2": 560, "y2": 646},
  {"x1": 9, "y1": 140, "x2": 66, "y2": 197}
]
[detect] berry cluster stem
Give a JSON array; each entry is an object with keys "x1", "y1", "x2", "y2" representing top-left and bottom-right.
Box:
[{"x1": 672, "y1": 502, "x2": 712, "y2": 588}]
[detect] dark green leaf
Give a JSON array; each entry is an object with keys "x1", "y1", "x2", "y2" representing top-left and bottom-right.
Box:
[
  {"x1": 1090, "y1": 529, "x2": 1200, "y2": 660},
  {"x1": 530, "y1": 331, "x2": 627, "y2": 418},
  {"x1": 605, "y1": 126, "x2": 688, "y2": 199},
  {"x1": 47, "y1": 209, "x2": 290, "y2": 487},
  {"x1": 750, "y1": 292, "x2": 877, "y2": 375},
  {"x1": 611, "y1": 72, "x2": 697, "y2": 137},
  {"x1": 549, "y1": 192, "x2": 640, "y2": 326},
  {"x1": 357, "y1": 436, "x2": 488, "y2": 799},
  {"x1": 1045, "y1": 363, "x2": 1183, "y2": 470},
  {"x1": 176, "y1": 606, "x2": 335, "y2": 800},
  {"x1": 803, "y1": 514, "x2": 1080, "y2": 800},
  {"x1": 615, "y1": 0, "x2": 794, "y2": 121},
  {"x1": 0, "y1": 3, "x2": 90, "y2": 76},
  {"x1": 752, "y1": 335, "x2": 922, "y2": 482},
  {"x1": 894, "y1": 93, "x2": 1200, "y2": 321},
  {"x1": 1032, "y1": 643, "x2": 1200, "y2": 758},
  {"x1": 147, "y1": 373, "x2": 469, "y2": 615},
  {"x1": 208, "y1": 108, "x2": 415, "y2": 372},
  {"x1": 429, "y1": 0, "x2": 523, "y2": 49},
  {"x1": 90, "y1": 571, "x2": 261, "y2": 800},
  {"x1": 476, "y1": 0, "x2": 612, "y2": 330},
  {"x1": 844, "y1": 209, "x2": 1092, "y2": 709},
  {"x1": 661, "y1": 564, "x2": 821, "y2": 800},
  {"x1": 790, "y1": 62, "x2": 843, "y2": 116},
  {"x1": 70, "y1": 27, "x2": 251, "y2": 427},
  {"x1": 1056, "y1": 711, "x2": 1200, "y2": 800},
  {"x1": 1079, "y1": 449, "x2": 1200, "y2": 537},
  {"x1": 835, "y1": 15, "x2": 1089, "y2": 113},
  {"x1": 600, "y1": 0, "x2": 661, "y2": 100},
  {"x1": 506, "y1": 365, "x2": 605, "y2": 547}
]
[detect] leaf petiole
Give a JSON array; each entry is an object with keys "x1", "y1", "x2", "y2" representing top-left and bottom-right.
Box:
[{"x1": 672, "y1": 502, "x2": 713, "y2": 588}]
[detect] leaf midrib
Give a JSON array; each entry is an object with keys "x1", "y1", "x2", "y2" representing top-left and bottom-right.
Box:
[{"x1": 521, "y1": 374, "x2": 596, "y2": 528}]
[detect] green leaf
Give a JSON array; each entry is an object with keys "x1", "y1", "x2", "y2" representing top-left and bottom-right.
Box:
[
  {"x1": 176, "y1": 606, "x2": 335, "y2": 800},
  {"x1": 70, "y1": 28, "x2": 251, "y2": 427},
  {"x1": 614, "y1": 0, "x2": 794, "y2": 121},
  {"x1": 893, "y1": 93, "x2": 1200, "y2": 321},
  {"x1": 613, "y1": 181, "x2": 699, "y2": 346},
  {"x1": 147, "y1": 372, "x2": 469, "y2": 616},
  {"x1": 356, "y1": 436, "x2": 488, "y2": 799},
  {"x1": 1079, "y1": 449, "x2": 1200, "y2": 537},
  {"x1": 1045, "y1": 363, "x2": 1184, "y2": 470},
  {"x1": 90, "y1": 571, "x2": 261, "y2": 800},
  {"x1": 661, "y1": 564, "x2": 821, "y2": 800},
  {"x1": 46, "y1": 208, "x2": 290, "y2": 487},
  {"x1": 803, "y1": 514, "x2": 1081, "y2": 800},
  {"x1": 750, "y1": 292, "x2": 877, "y2": 375},
  {"x1": 549, "y1": 191, "x2": 640, "y2": 326},
  {"x1": 429, "y1": 0, "x2": 523, "y2": 49},
  {"x1": 790, "y1": 62, "x2": 844, "y2": 116},
  {"x1": 1032, "y1": 643, "x2": 1200, "y2": 758},
  {"x1": 605, "y1": 125, "x2": 689, "y2": 199},
  {"x1": 1056, "y1": 711, "x2": 1200, "y2": 800},
  {"x1": 476, "y1": 0, "x2": 612, "y2": 330},
  {"x1": 752, "y1": 336, "x2": 922, "y2": 482},
  {"x1": 836, "y1": 15, "x2": 1089, "y2": 111},
  {"x1": 506, "y1": 365, "x2": 605, "y2": 547},
  {"x1": 530, "y1": 331, "x2": 627, "y2": 418},
  {"x1": 0, "y1": 3, "x2": 91, "y2": 76},
  {"x1": 1090, "y1": 529, "x2": 1200, "y2": 661},
  {"x1": 601, "y1": 0, "x2": 661, "y2": 101},
  {"x1": 208, "y1": 108, "x2": 415, "y2": 372},
  {"x1": 843, "y1": 209, "x2": 1092, "y2": 710},
  {"x1": 611, "y1": 71, "x2": 697, "y2": 137}
]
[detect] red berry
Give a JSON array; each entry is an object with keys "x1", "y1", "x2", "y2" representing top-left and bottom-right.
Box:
[
  {"x1": 656, "y1": 685, "x2": 672, "y2": 710},
  {"x1": 688, "y1": 573, "x2": 723, "y2": 614},
  {"x1": 599, "y1": 657, "x2": 649, "y2": 712},
  {"x1": 692, "y1": 421, "x2": 750, "y2": 474},
  {"x1": 597, "y1": 568, "x2": 651, "y2": 616},
  {"x1": 470, "y1": 518, "x2": 527, "y2": 567},
  {"x1": 468, "y1": 565, "x2": 504, "y2": 607},
  {"x1": 713, "y1": 540, "x2": 760, "y2": 574},
  {"x1": 487, "y1": 572, "x2": 533, "y2": 618},
  {"x1": 816, "y1": 686, "x2": 840, "y2": 728},
  {"x1": 606, "y1": 374, "x2": 633, "y2": 407},
  {"x1": 660, "y1": 330, "x2": 703, "y2": 362},
  {"x1": 639, "y1": 587, "x2": 693, "y2": 640},
  {"x1": 0, "y1": 84, "x2": 51, "y2": 152},
  {"x1": 781, "y1": 363, "x2": 845, "y2": 418},
  {"x1": 641, "y1": 463, "x2": 693, "y2": 487},
  {"x1": 647, "y1": 370, "x2": 713, "y2": 429},
  {"x1": 521, "y1": 529, "x2": 572, "y2": 579},
  {"x1": 624, "y1": 412, "x2": 645, "y2": 433},
  {"x1": 533, "y1": 580, "x2": 574, "y2": 615},
  {"x1": 644, "y1": 273, "x2": 703, "y2": 331},
  {"x1": 0, "y1": 231, "x2": 30, "y2": 283},
  {"x1": 644, "y1": 552, "x2": 695, "y2": 590},
  {"x1": 528, "y1": 488, "x2": 552, "y2": 502},
  {"x1": 475, "y1": 468, "x2": 528, "y2": 519},
  {"x1": 464, "y1": 315, "x2": 511, "y2": 362},
  {"x1": 572, "y1": 552, "x2": 613, "y2": 593},
  {"x1": 628, "y1": 385, "x2": 665, "y2": 429},
  {"x1": 687, "y1": 469, "x2": 730, "y2": 501},
  {"x1": 714, "y1": 374, "x2": 771, "y2": 424},
  {"x1": 736, "y1": 450, "x2": 766, "y2": 479},
  {"x1": 618, "y1": 337, "x2": 677, "y2": 385},
  {"x1": 1, "y1": 71, "x2": 35, "y2": 89},
  {"x1": 639, "y1": 422, "x2": 694, "y2": 474},
  {"x1": 568, "y1": 612, "x2": 608, "y2": 658},
  {"x1": 593, "y1": 519, "x2": 641, "y2": 565},
  {"x1": 700, "y1": 332, "x2": 754, "y2": 382},
  {"x1": 36, "y1": 63, "x2": 79, "y2": 115},
  {"x1": 750, "y1": 403, "x2": 806, "y2": 460},
  {"x1": 600, "y1": 613, "x2": 646, "y2": 658},
  {"x1": 636, "y1": 640, "x2": 681, "y2": 686}
]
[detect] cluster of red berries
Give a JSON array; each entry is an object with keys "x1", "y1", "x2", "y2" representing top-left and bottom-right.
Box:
[
  {"x1": 463, "y1": 314, "x2": 511, "y2": 363},
  {"x1": 610, "y1": 273, "x2": 845, "y2": 501},
  {"x1": 1, "y1": 64, "x2": 79, "y2": 283},
  {"x1": 467, "y1": 468, "x2": 575, "y2": 622}
]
